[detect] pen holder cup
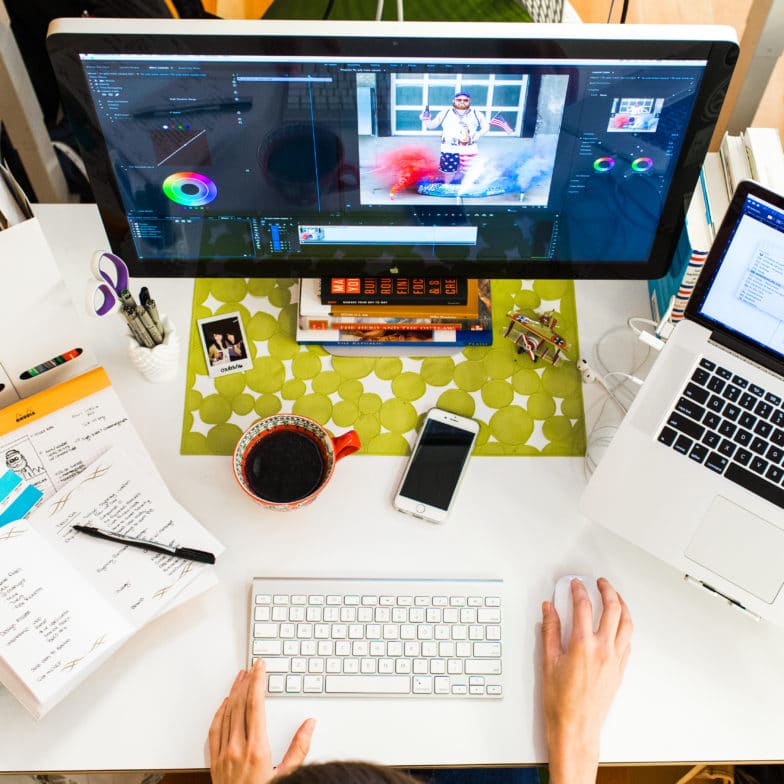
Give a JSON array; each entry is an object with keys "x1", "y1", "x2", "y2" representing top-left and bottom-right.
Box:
[{"x1": 127, "y1": 315, "x2": 180, "y2": 383}]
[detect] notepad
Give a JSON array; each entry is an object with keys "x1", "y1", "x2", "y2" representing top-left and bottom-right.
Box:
[{"x1": 0, "y1": 446, "x2": 223, "y2": 718}]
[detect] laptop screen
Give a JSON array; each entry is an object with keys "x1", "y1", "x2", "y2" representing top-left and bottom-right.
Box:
[{"x1": 693, "y1": 186, "x2": 784, "y2": 368}]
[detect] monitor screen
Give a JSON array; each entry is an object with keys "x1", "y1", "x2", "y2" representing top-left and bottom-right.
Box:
[{"x1": 47, "y1": 19, "x2": 738, "y2": 279}]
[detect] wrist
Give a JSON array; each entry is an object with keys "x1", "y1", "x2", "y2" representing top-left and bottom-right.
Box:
[{"x1": 546, "y1": 725, "x2": 600, "y2": 784}]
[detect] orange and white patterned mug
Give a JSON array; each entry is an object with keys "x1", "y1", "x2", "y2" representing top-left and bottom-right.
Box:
[{"x1": 233, "y1": 414, "x2": 361, "y2": 511}]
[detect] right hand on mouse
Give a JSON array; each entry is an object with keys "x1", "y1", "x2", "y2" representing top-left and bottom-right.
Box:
[{"x1": 540, "y1": 577, "x2": 633, "y2": 784}]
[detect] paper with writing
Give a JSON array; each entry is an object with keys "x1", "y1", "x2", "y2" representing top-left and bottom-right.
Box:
[
  {"x1": 28, "y1": 446, "x2": 223, "y2": 625},
  {"x1": 0, "y1": 522, "x2": 132, "y2": 714}
]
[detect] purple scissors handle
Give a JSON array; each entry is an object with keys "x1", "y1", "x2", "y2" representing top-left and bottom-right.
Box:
[{"x1": 89, "y1": 252, "x2": 130, "y2": 317}]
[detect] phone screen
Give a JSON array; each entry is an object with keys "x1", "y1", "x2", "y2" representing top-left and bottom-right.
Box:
[{"x1": 399, "y1": 419, "x2": 475, "y2": 510}]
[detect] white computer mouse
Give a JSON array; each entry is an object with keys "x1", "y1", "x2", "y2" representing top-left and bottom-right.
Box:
[{"x1": 552, "y1": 575, "x2": 604, "y2": 652}]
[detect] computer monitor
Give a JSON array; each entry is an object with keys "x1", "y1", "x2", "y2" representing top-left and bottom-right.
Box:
[{"x1": 47, "y1": 19, "x2": 738, "y2": 280}]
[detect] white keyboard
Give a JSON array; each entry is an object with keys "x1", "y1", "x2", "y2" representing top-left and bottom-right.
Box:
[{"x1": 248, "y1": 577, "x2": 504, "y2": 698}]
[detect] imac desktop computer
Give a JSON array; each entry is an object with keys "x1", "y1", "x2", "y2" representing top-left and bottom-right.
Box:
[{"x1": 46, "y1": 19, "x2": 738, "y2": 281}]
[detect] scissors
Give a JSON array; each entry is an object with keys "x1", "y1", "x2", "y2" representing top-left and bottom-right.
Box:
[{"x1": 86, "y1": 251, "x2": 131, "y2": 317}]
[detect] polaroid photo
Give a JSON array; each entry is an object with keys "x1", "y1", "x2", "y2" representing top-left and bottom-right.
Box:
[{"x1": 197, "y1": 312, "x2": 252, "y2": 378}]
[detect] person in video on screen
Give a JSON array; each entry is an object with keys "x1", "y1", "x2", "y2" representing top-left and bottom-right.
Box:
[
  {"x1": 207, "y1": 578, "x2": 632, "y2": 784},
  {"x1": 420, "y1": 92, "x2": 489, "y2": 184}
]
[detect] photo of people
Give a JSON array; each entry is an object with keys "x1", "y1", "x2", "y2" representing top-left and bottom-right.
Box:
[
  {"x1": 197, "y1": 313, "x2": 252, "y2": 377},
  {"x1": 607, "y1": 97, "x2": 664, "y2": 132},
  {"x1": 356, "y1": 71, "x2": 568, "y2": 206}
]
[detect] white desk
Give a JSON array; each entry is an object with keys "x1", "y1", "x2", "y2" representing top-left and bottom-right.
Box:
[{"x1": 3, "y1": 204, "x2": 784, "y2": 773}]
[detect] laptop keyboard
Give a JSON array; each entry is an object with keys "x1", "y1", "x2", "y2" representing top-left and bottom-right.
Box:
[
  {"x1": 248, "y1": 577, "x2": 503, "y2": 698},
  {"x1": 658, "y1": 357, "x2": 784, "y2": 509}
]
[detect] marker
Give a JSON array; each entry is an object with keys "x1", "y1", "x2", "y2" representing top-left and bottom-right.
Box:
[{"x1": 20, "y1": 349, "x2": 83, "y2": 380}]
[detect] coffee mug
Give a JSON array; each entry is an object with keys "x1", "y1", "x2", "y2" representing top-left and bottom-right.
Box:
[{"x1": 233, "y1": 414, "x2": 361, "y2": 511}]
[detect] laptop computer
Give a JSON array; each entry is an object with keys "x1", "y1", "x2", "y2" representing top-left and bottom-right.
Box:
[{"x1": 580, "y1": 180, "x2": 784, "y2": 623}]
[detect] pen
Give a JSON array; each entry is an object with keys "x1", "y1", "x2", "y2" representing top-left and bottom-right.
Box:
[
  {"x1": 140, "y1": 287, "x2": 164, "y2": 333},
  {"x1": 138, "y1": 304, "x2": 164, "y2": 345},
  {"x1": 72, "y1": 524, "x2": 216, "y2": 564}
]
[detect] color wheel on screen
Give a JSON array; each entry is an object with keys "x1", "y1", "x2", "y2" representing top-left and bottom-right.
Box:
[
  {"x1": 162, "y1": 172, "x2": 217, "y2": 206},
  {"x1": 631, "y1": 157, "x2": 654, "y2": 172},
  {"x1": 593, "y1": 157, "x2": 615, "y2": 172}
]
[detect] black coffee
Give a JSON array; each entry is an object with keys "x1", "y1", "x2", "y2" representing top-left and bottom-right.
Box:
[{"x1": 244, "y1": 429, "x2": 326, "y2": 503}]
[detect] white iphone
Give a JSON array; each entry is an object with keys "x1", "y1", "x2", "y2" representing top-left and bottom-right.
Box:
[{"x1": 394, "y1": 408, "x2": 480, "y2": 523}]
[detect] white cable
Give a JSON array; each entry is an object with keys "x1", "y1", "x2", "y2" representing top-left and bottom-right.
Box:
[
  {"x1": 627, "y1": 316, "x2": 657, "y2": 336},
  {"x1": 397, "y1": 0, "x2": 404, "y2": 21},
  {"x1": 375, "y1": 0, "x2": 384, "y2": 21}
]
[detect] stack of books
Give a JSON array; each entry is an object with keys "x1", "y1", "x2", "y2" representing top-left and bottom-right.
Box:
[
  {"x1": 296, "y1": 277, "x2": 493, "y2": 348},
  {"x1": 648, "y1": 126, "x2": 784, "y2": 326}
]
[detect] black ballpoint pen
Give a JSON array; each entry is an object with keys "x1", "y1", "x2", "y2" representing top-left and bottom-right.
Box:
[{"x1": 72, "y1": 524, "x2": 216, "y2": 564}]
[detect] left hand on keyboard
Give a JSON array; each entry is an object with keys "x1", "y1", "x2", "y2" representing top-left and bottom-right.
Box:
[{"x1": 209, "y1": 659, "x2": 316, "y2": 784}]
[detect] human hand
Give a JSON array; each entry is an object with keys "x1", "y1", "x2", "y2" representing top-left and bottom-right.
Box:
[
  {"x1": 209, "y1": 659, "x2": 316, "y2": 784},
  {"x1": 541, "y1": 578, "x2": 633, "y2": 784}
]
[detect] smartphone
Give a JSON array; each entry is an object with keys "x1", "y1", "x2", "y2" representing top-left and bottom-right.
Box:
[{"x1": 394, "y1": 408, "x2": 479, "y2": 523}]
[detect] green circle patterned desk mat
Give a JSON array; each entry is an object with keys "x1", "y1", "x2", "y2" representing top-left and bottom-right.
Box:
[{"x1": 180, "y1": 279, "x2": 586, "y2": 457}]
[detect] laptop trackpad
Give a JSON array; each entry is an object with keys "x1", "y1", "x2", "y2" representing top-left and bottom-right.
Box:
[{"x1": 686, "y1": 496, "x2": 784, "y2": 604}]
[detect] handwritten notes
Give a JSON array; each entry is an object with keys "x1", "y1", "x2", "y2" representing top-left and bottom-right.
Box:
[
  {"x1": 0, "y1": 523, "x2": 132, "y2": 714},
  {"x1": 0, "y1": 447, "x2": 222, "y2": 718}
]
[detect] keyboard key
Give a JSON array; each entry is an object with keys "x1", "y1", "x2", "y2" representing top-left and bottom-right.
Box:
[
  {"x1": 707, "y1": 395, "x2": 725, "y2": 413},
  {"x1": 675, "y1": 397, "x2": 705, "y2": 421},
  {"x1": 739, "y1": 412, "x2": 757, "y2": 430},
  {"x1": 691, "y1": 368, "x2": 710, "y2": 385},
  {"x1": 702, "y1": 431, "x2": 721, "y2": 449},
  {"x1": 726, "y1": 463, "x2": 784, "y2": 508},
  {"x1": 722, "y1": 385, "x2": 741, "y2": 402},
  {"x1": 465, "y1": 660, "x2": 502, "y2": 675},
  {"x1": 683, "y1": 383, "x2": 710, "y2": 404},
  {"x1": 689, "y1": 443, "x2": 708, "y2": 463},
  {"x1": 750, "y1": 437, "x2": 768, "y2": 455},
  {"x1": 723, "y1": 404, "x2": 741, "y2": 422},
  {"x1": 715, "y1": 366, "x2": 732, "y2": 379},
  {"x1": 658, "y1": 426, "x2": 677, "y2": 446},
  {"x1": 751, "y1": 457, "x2": 769, "y2": 475},
  {"x1": 705, "y1": 453, "x2": 728, "y2": 474},
  {"x1": 750, "y1": 384, "x2": 765, "y2": 397},
  {"x1": 767, "y1": 446, "x2": 783, "y2": 465},
  {"x1": 718, "y1": 439, "x2": 736, "y2": 458},
  {"x1": 765, "y1": 465, "x2": 784, "y2": 484},
  {"x1": 667, "y1": 412, "x2": 704, "y2": 440},
  {"x1": 734, "y1": 429, "x2": 752, "y2": 446},
  {"x1": 735, "y1": 448, "x2": 752, "y2": 466},
  {"x1": 772, "y1": 412, "x2": 784, "y2": 428},
  {"x1": 739, "y1": 393, "x2": 757, "y2": 410},
  {"x1": 755, "y1": 421, "x2": 773, "y2": 439},
  {"x1": 755, "y1": 402, "x2": 773, "y2": 420},
  {"x1": 765, "y1": 392, "x2": 781, "y2": 406},
  {"x1": 717, "y1": 421, "x2": 736, "y2": 438},
  {"x1": 267, "y1": 675, "x2": 286, "y2": 693},
  {"x1": 699, "y1": 358, "x2": 716, "y2": 372},
  {"x1": 732, "y1": 374, "x2": 748, "y2": 388},
  {"x1": 325, "y1": 675, "x2": 411, "y2": 694},
  {"x1": 707, "y1": 377, "x2": 725, "y2": 394},
  {"x1": 674, "y1": 435, "x2": 693, "y2": 455}
]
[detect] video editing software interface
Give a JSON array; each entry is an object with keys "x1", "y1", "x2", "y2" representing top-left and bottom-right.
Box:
[{"x1": 79, "y1": 51, "x2": 707, "y2": 269}]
